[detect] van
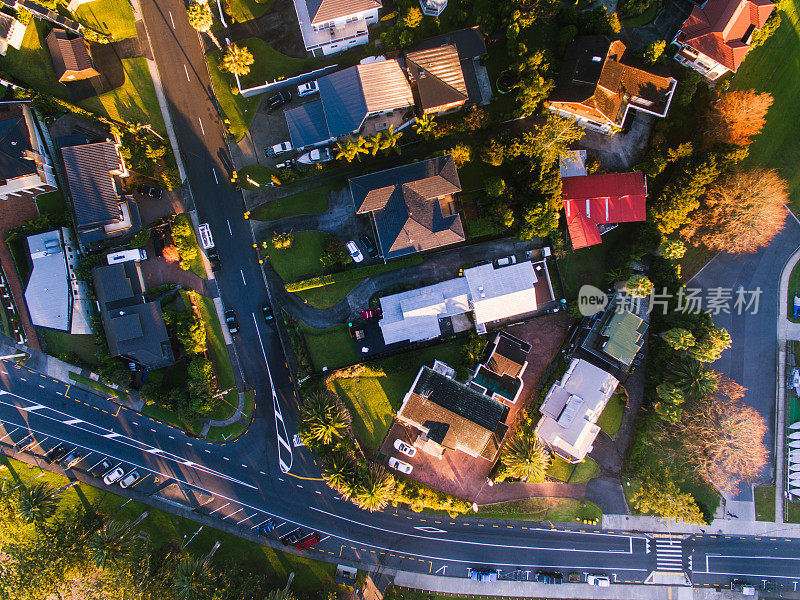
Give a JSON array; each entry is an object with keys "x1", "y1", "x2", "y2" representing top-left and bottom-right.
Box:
[
  {"x1": 107, "y1": 249, "x2": 146, "y2": 264},
  {"x1": 198, "y1": 223, "x2": 214, "y2": 250}
]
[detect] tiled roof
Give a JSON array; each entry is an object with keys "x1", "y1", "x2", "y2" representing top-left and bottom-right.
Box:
[
  {"x1": 60, "y1": 141, "x2": 122, "y2": 228},
  {"x1": 304, "y1": 0, "x2": 381, "y2": 25},
  {"x1": 679, "y1": 0, "x2": 774, "y2": 71},
  {"x1": 405, "y1": 44, "x2": 468, "y2": 112},
  {"x1": 45, "y1": 28, "x2": 97, "y2": 80},
  {"x1": 485, "y1": 331, "x2": 531, "y2": 379}
]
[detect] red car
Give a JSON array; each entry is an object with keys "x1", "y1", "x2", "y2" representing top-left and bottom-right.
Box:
[
  {"x1": 295, "y1": 532, "x2": 320, "y2": 551},
  {"x1": 361, "y1": 308, "x2": 383, "y2": 320}
]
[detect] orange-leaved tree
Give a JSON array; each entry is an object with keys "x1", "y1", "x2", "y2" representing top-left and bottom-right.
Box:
[{"x1": 704, "y1": 89, "x2": 773, "y2": 148}]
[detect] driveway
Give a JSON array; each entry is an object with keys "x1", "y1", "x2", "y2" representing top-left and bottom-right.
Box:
[
  {"x1": 689, "y1": 213, "x2": 800, "y2": 500},
  {"x1": 577, "y1": 112, "x2": 656, "y2": 171}
]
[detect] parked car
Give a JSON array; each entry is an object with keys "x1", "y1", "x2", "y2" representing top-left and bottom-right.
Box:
[
  {"x1": 265, "y1": 141, "x2": 293, "y2": 157},
  {"x1": 346, "y1": 241, "x2": 364, "y2": 263},
  {"x1": 44, "y1": 443, "x2": 69, "y2": 463},
  {"x1": 494, "y1": 255, "x2": 517, "y2": 268},
  {"x1": 280, "y1": 527, "x2": 303, "y2": 546},
  {"x1": 225, "y1": 309, "x2": 239, "y2": 335},
  {"x1": 90, "y1": 458, "x2": 113, "y2": 478},
  {"x1": 587, "y1": 575, "x2": 610, "y2": 587},
  {"x1": 535, "y1": 571, "x2": 563, "y2": 585},
  {"x1": 393, "y1": 439, "x2": 416, "y2": 457},
  {"x1": 297, "y1": 80, "x2": 319, "y2": 97},
  {"x1": 469, "y1": 570, "x2": 498, "y2": 583},
  {"x1": 263, "y1": 304, "x2": 274, "y2": 321},
  {"x1": 295, "y1": 531, "x2": 321, "y2": 551},
  {"x1": 297, "y1": 148, "x2": 333, "y2": 164},
  {"x1": 276, "y1": 158, "x2": 296, "y2": 169},
  {"x1": 103, "y1": 466, "x2": 125, "y2": 485},
  {"x1": 258, "y1": 519, "x2": 275, "y2": 535},
  {"x1": 14, "y1": 433, "x2": 36, "y2": 452},
  {"x1": 60, "y1": 450, "x2": 84, "y2": 469},
  {"x1": 359, "y1": 234, "x2": 378, "y2": 258},
  {"x1": 266, "y1": 90, "x2": 291, "y2": 111},
  {"x1": 360, "y1": 308, "x2": 382, "y2": 320},
  {"x1": 119, "y1": 469, "x2": 141, "y2": 488},
  {"x1": 207, "y1": 247, "x2": 221, "y2": 272},
  {"x1": 567, "y1": 573, "x2": 582, "y2": 583},
  {"x1": 388, "y1": 457, "x2": 413, "y2": 474}
]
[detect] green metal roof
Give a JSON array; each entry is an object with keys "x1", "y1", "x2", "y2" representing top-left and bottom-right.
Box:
[{"x1": 601, "y1": 309, "x2": 645, "y2": 366}]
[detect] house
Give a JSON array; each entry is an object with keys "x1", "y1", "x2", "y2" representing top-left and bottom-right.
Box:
[
  {"x1": 673, "y1": 0, "x2": 774, "y2": 80},
  {"x1": 419, "y1": 0, "x2": 447, "y2": 16},
  {"x1": 600, "y1": 306, "x2": 646, "y2": 366},
  {"x1": 60, "y1": 140, "x2": 141, "y2": 245},
  {"x1": 45, "y1": 28, "x2": 99, "y2": 82},
  {"x1": 93, "y1": 261, "x2": 174, "y2": 369},
  {"x1": 534, "y1": 358, "x2": 619, "y2": 463},
  {"x1": 468, "y1": 331, "x2": 531, "y2": 404},
  {"x1": 0, "y1": 102, "x2": 57, "y2": 200},
  {"x1": 561, "y1": 171, "x2": 647, "y2": 249},
  {"x1": 291, "y1": 0, "x2": 381, "y2": 56},
  {"x1": 285, "y1": 58, "x2": 414, "y2": 149},
  {"x1": 350, "y1": 155, "x2": 463, "y2": 260},
  {"x1": 404, "y1": 44, "x2": 468, "y2": 115},
  {"x1": 0, "y1": 12, "x2": 25, "y2": 55},
  {"x1": 464, "y1": 261, "x2": 539, "y2": 333},
  {"x1": 397, "y1": 361, "x2": 510, "y2": 460},
  {"x1": 24, "y1": 230, "x2": 70, "y2": 331},
  {"x1": 547, "y1": 36, "x2": 677, "y2": 134}
]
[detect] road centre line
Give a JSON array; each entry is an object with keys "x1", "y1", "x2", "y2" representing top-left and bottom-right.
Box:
[
  {"x1": 227, "y1": 219, "x2": 232, "y2": 235},
  {"x1": 240, "y1": 269, "x2": 246, "y2": 285},
  {"x1": 212, "y1": 168, "x2": 218, "y2": 184},
  {"x1": 198, "y1": 117, "x2": 205, "y2": 135},
  {"x1": 184, "y1": 63, "x2": 190, "y2": 82},
  {"x1": 169, "y1": 10, "x2": 175, "y2": 28}
]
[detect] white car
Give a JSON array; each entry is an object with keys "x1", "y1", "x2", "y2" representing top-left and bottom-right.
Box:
[
  {"x1": 103, "y1": 466, "x2": 125, "y2": 485},
  {"x1": 297, "y1": 80, "x2": 319, "y2": 97},
  {"x1": 346, "y1": 241, "x2": 364, "y2": 263},
  {"x1": 266, "y1": 141, "x2": 293, "y2": 157},
  {"x1": 394, "y1": 439, "x2": 417, "y2": 457},
  {"x1": 388, "y1": 457, "x2": 413, "y2": 474},
  {"x1": 119, "y1": 469, "x2": 141, "y2": 488},
  {"x1": 587, "y1": 575, "x2": 610, "y2": 587}
]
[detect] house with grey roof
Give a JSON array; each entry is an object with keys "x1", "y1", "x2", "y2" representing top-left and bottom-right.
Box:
[
  {"x1": 0, "y1": 102, "x2": 57, "y2": 200},
  {"x1": 46, "y1": 28, "x2": 99, "y2": 82},
  {"x1": 291, "y1": 0, "x2": 381, "y2": 55},
  {"x1": 285, "y1": 58, "x2": 414, "y2": 149},
  {"x1": 349, "y1": 155, "x2": 464, "y2": 260},
  {"x1": 0, "y1": 12, "x2": 25, "y2": 55},
  {"x1": 24, "y1": 230, "x2": 70, "y2": 331},
  {"x1": 60, "y1": 140, "x2": 141, "y2": 246},
  {"x1": 93, "y1": 261, "x2": 174, "y2": 369}
]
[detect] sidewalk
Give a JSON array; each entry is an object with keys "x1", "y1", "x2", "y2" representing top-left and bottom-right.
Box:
[{"x1": 602, "y1": 513, "x2": 800, "y2": 536}]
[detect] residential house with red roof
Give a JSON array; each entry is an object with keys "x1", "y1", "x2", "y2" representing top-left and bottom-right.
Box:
[
  {"x1": 561, "y1": 171, "x2": 647, "y2": 250},
  {"x1": 673, "y1": 0, "x2": 775, "y2": 80}
]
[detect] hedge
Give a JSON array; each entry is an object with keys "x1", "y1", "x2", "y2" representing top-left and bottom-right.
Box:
[{"x1": 285, "y1": 256, "x2": 424, "y2": 292}]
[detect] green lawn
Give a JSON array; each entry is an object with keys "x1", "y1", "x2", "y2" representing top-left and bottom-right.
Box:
[
  {"x1": 620, "y1": 1, "x2": 659, "y2": 27},
  {"x1": 300, "y1": 323, "x2": 360, "y2": 372},
  {"x1": 678, "y1": 242, "x2": 717, "y2": 282},
  {"x1": 787, "y1": 499, "x2": 800, "y2": 523},
  {"x1": 754, "y1": 486, "x2": 776, "y2": 521},
  {"x1": 69, "y1": 372, "x2": 128, "y2": 401},
  {"x1": 0, "y1": 455, "x2": 337, "y2": 593},
  {"x1": 205, "y1": 391, "x2": 255, "y2": 441},
  {"x1": 227, "y1": 0, "x2": 274, "y2": 22},
  {"x1": 206, "y1": 54, "x2": 260, "y2": 142},
  {"x1": 597, "y1": 387, "x2": 626, "y2": 436},
  {"x1": 37, "y1": 329, "x2": 100, "y2": 366},
  {"x1": 35, "y1": 189, "x2": 67, "y2": 216},
  {"x1": 787, "y1": 258, "x2": 800, "y2": 322},
  {"x1": 623, "y1": 478, "x2": 642, "y2": 513},
  {"x1": 732, "y1": 0, "x2": 800, "y2": 209},
  {"x1": 73, "y1": 0, "x2": 138, "y2": 40},
  {"x1": 547, "y1": 456, "x2": 575, "y2": 482},
  {"x1": 556, "y1": 225, "x2": 629, "y2": 299},
  {"x1": 570, "y1": 457, "x2": 599, "y2": 484},
  {"x1": 239, "y1": 164, "x2": 275, "y2": 190},
  {"x1": 141, "y1": 403, "x2": 201, "y2": 435},
  {"x1": 265, "y1": 231, "x2": 335, "y2": 282},
  {"x1": 294, "y1": 280, "x2": 358, "y2": 309},
  {"x1": 476, "y1": 498, "x2": 602, "y2": 523},
  {"x1": 174, "y1": 214, "x2": 207, "y2": 279},
  {"x1": 252, "y1": 183, "x2": 342, "y2": 221}
]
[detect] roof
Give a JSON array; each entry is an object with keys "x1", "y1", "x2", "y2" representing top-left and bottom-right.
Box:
[
  {"x1": 562, "y1": 172, "x2": 647, "y2": 249},
  {"x1": 405, "y1": 45, "x2": 468, "y2": 112},
  {"x1": 463, "y1": 262, "x2": 538, "y2": 326},
  {"x1": 24, "y1": 230, "x2": 69, "y2": 331},
  {"x1": 45, "y1": 28, "x2": 96, "y2": 80},
  {"x1": 398, "y1": 365, "x2": 509, "y2": 459},
  {"x1": 410, "y1": 26, "x2": 487, "y2": 61},
  {"x1": 559, "y1": 149, "x2": 587, "y2": 178},
  {"x1": 285, "y1": 101, "x2": 332, "y2": 148},
  {"x1": 349, "y1": 156, "x2": 464, "y2": 259},
  {"x1": 0, "y1": 13, "x2": 16, "y2": 39},
  {"x1": 601, "y1": 308, "x2": 646, "y2": 366},
  {"x1": 61, "y1": 141, "x2": 122, "y2": 228},
  {"x1": 93, "y1": 262, "x2": 140, "y2": 307},
  {"x1": 485, "y1": 331, "x2": 531, "y2": 379},
  {"x1": 304, "y1": 0, "x2": 380, "y2": 25},
  {"x1": 549, "y1": 36, "x2": 676, "y2": 127},
  {"x1": 535, "y1": 358, "x2": 619, "y2": 462},
  {"x1": 679, "y1": 0, "x2": 774, "y2": 71},
  {"x1": 0, "y1": 105, "x2": 37, "y2": 182},
  {"x1": 319, "y1": 60, "x2": 414, "y2": 138}
]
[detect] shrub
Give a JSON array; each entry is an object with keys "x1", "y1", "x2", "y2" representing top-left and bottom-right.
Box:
[
  {"x1": 448, "y1": 143, "x2": 472, "y2": 168},
  {"x1": 162, "y1": 245, "x2": 180, "y2": 263},
  {"x1": 642, "y1": 40, "x2": 666, "y2": 63},
  {"x1": 176, "y1": 310, "x2": 206, "y2": 355},
  {"x1": 485, "y1": 177, "x2": 506, "y2": 197},
  {"x1": 271, "y1": 232, "x2": 294, "y2": 250},
  {"x1": 130, "y1": 229, "x2": 150, "y2": 249}
]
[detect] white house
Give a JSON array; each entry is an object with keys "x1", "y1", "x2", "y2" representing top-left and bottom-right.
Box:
[
  {"x1": 0, "y1": 13, "x2": 25, "y2": 56},
  {"x1": 292, "y1": 0, "x2": 381, "y2": 56}
]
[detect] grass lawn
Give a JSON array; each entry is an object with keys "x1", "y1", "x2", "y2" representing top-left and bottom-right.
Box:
[
  {"x1": 570, "y1": 457, "x2": 599, "y2": 484},
  {"x1": 294, "y1": 280, "x2": 358, "y2": 309},
  {"x1": 787, "y1": 258, "x2": 800, "y2": 322},
  {"x1": 0, "y1": 455, "x2": 336, "y2": 593},
  {"x1": 477, "y1": 498, "x2": 602, "y2": 523},
  {"x1": 679, "y1": 242, "x2": 717, "y2": 283},
  {"x1": 623, "y1": 478, "x2": 642, "y2": 513},
  {"x1": 754, "y1": 486, "x2": 776, "y2": 521},
  {"x1": 37, "y1": 329, "x2": 100, "y2": 366},
  {"x1": 252, "y1": 183, "x2": 341, "y2": 221},
  {"x1": 300, "y1": 323, "x2": 360, "y2": 372},
  {"x1": 72, "y1": 0, "x2": 138, "y2": 40},
  {"x1": 236, "y1": 38, "x2": 317, "y2": 89},
  {"x1": 620, "y1": 1, "x2": 659, "y2": 27},
  {"x1": 556, "y1": 224, "x2": 629, "y2": 299},
  {"x1": 239, "y1": 164, "x2": 275, "y2": 190},
  {"x1": 786, "y1": 499, "x2": 800, "y2": 523},
  {"x1": 457, "y1": 159, "x2": 494, "y2": 192},
  {"x1": 597, "y1": 387, "x2": 626, "y2": 436},
  {"x1": 69, "y1": 372, "x2": 128, "y2": 402},
  {"x1": 205, "y1": 391, "x2": 255, "y2": 441},
  {"x1": 227, "y1": 0, "x2": 274, "y2": 22},
  {"x1": 465, "y1": 215, "x2": 507, "y2": 238},
  {"x1": 141, "y1": 403, "x2": 201, "y2": 435},
  {"x1": 174, "y1": 214, "x2": 207, "y2": 279},
  {"x1": 35, "y1": 189, "x2": 67, "y2": 215},
  {"x1": 265, "y1": 231, "x2": 334, "y2": 282},
  {"x1": 206, "y1": 54, "x2": 260, "y2": 142},
  {"x1": 731, "y1": 0, "x2": 800, "y2": 209},
  {"x1": 547, "y1": 456, "x2": 575, "y2": 482}
]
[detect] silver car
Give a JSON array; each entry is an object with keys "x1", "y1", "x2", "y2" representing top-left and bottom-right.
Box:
[
  {"x1": 103, "y1": 466, "x2": 125, "y2": 485},
  {"x1": 119, "y1": 469, "x2": 141, "y2": 488},
  {"x1": 388, "y1": 457, "x2": 413, "y2": 474}
]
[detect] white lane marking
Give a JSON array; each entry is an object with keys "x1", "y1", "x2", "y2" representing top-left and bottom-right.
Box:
[
  {"x1": 415, "y1": 526, "x2": 447, "y2": 533},
  {"x1": 227, "y1": 219, "x2": 232, "y2": 235},
  {"x1": 252, "y1": 518, "x2": 271, "y2": 529},
  {"x1": 132, "y1": 421, "x2": 138, "y2": 426},
  {"x1": 0, "y1": 426, "x2": 19, "y2": 441},
  {"x1": 241, "y1": 464, "x2": 247, "y2": 468},
  {"x1": 88, "y1": 458, "x2": 107, "y2": 471},
  {"x1": 204, "y1": 449, "x2": 211, "y2": 453},
  {"x1": 169, "y1": 10, "x2": 175, "y2": 28},
  {"x1": 209, "y1": 503, "x2": 229, "y2": 515},
  {"x1": 169, "y1": 435, "x2": 175, "y2": 440},
  {"x1": 295, "y1": 484, "x2": 303, "y2": 489},
  {"x1": 64, "y1": 418, "x2": 82, "y2": 425},
  {"x1": 38, "y1": 384, "x2": 44, "y2": 389},
  {"x1": 212, "y1": 168, "x2": 218, "y2": 184},
  {"x1": 184, "y1": 64, "x2": 190, "y2": 82},
  {"x1": 20, "y1": 377, "x2": 25, "y2": 381},
  {"x1": 236, "y1": 514, "x2": 252, "y2": 525},
  {"x1": 56, "y1": 392, "x2": 63, "y2": 396},
  {"x1": 145, "y1": 448, "x2": 162, "y2": 454},
  {"x1": 186, "y1": 442, "x2": 192, "y2": 446},
  {"x1": 259, "y1": 470, "x2": 266, "y2": 475},
  {"x1": 240, "y1": 269, "x2": 246, "y2": 285},
  {"x1": 198, "y1": 117, "x2": 205, "y2": 135},
  {"x1": 315, "y1": 490, "x2": 322, "y2": 494},
  {"x1": 103, "y1": 432, "x2": 122, "y2": 439},
  {"x1": 150, "y1": 428, "x2": 156, "y2": 433},
  {"x1": 223, "y1": 456, "x2": 230, "y2": 461},
  {"x1": 224, "y1": 508, "x2": 244, "y2": 519},
  {"x1": 20, "y1": 404, "x2": 45, "y2": 411}
]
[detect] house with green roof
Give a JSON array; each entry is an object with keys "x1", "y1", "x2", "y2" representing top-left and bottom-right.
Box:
[{"x1": 600, "y1": 309, "x2": 646, "y2": 366}]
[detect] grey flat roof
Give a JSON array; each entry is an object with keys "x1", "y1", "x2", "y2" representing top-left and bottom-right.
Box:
[
  {"x1": 24, "y1": 230, "x2": 69, "y2": 331},
  {"x1": 285, "y1": 101, "x2": 332, "y2": 148},
  {"x1": 61, "y1": 141, "x2": 121, "y2": 228}
]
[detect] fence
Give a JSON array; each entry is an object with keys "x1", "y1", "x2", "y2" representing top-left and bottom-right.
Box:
[{"x1": 236, "y1": 65, "x2": 340, "y2": 98}]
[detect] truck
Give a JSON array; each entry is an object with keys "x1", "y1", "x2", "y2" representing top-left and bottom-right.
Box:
[{"x1": 107, "y1": 249, "x2": 146, "y2": 264}]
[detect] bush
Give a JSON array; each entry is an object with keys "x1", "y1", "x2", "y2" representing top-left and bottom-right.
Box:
[
  {"x1": 448, "y1": 143, "x2": 472, "y2": 168},
  {"x1": 271, "y1": 232, "x2": 294, "y2": 250},
  {"x1": 176, "y1": 310, "x2": 206, "y2": 355},
  {"x1": 129, "y1": 229, "x2": 150, "y2": 249},
  {"x1": 485, "y1": 177, "x2": 506, "y2": 197},
  {"x1": 392, "y1": 480, "x2": 472, "y2": 516},
  {"x1": 171, "y1": 215, "x2": 199, "y2": 270},
  {"x1": 618, "y1": 0, "x2": 656, "y2": 17},
  {"x1": 642, "y1": 40, "x2": 666, "y2": 63}
]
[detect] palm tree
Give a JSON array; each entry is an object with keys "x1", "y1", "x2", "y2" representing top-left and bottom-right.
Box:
[
  {"x1": 15, "y1": 482, "x2": 59, "y2": 523},
  {"x1": 353, "y1": 465, "x2": 395, "y2": 512},
  {"x1": 88, "y1": 520, "x2": 137, "y2": 569},
  {"x1": 299, "y1": 391, "x2": 351, "y2": 447},
  {"x1": 322, "y1": 454, "x2": 355, "y2": 498},
  {"x1": 670, "y1": 358, "x2": 719, "y2": 402},
  {"x1": 501, "y1": 431, "x2": 550, "y2": 482},
  {"x1": 187, "y1": 2, "x2": 221, "y2": 49},
  {"x1": 365, "y1": 132, "x2": 384, "y2": 156},
  {"x1": 173, "y1": 555, "x2": 214, "y2": 600},
  {"x1": 414, "y1": 114, "x2": 437, "y2": 140},
  {"x1": 379, "y1": 125, "x2": 403, "y2": 155},
  {"x1": 219, "y1": 43, "x2": 254, "y2": 77},
  {"x1": 335, "y1": 137, "x2": 368, "y2": 162}
]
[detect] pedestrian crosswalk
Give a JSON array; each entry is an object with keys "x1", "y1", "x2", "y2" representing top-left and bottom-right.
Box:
[{"x1": 654, "y1": 537, "x2": 685, "y2": 572}]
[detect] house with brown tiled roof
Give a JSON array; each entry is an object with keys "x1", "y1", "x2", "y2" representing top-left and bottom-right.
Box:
[
  {"x1": 46, "y1": 28, "x2": 99, "y2": 82},
  {"x1": 546, "y1": 36, "x2": 677, "y2": 135},
  {"x1": 673, "y1": 0, "x2": 774, "y2": 80},
  {"x1": 404, "y1": 44, "x2": 468, "y2": 115}
]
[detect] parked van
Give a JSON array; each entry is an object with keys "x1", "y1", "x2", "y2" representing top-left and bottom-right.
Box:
[
  {"x1": 198, "y1": 223, "x2": 214, "y2": 250},
  {"x1": 107, "y1": 249, "x2": 146, "y2": 264}
]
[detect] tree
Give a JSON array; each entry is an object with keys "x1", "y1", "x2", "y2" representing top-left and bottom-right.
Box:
[
  {"x1": 322, "y1": 455, "x2": 356, "y2": 499},
  {"x1": 319, "y1": 237, "x2": 349, "y2": 270},
  {"x1": 523, "y1": 113, "x2": 584, "y2": 172},
  {"x1": 15, "y1": 482, "x2": 59, "y2": 523},
  {"x1": 664, "y1": 328, "x2": 695, "y2": 351},
  {"x1": 402, "y1": 6, "x2": 423, "y2": 27},
  {"x1": 187, "y1": 356, "x2": 216, "y2": 402},
  {"x1": 681, "y1": 168, "x2": 787, "y2": 254},
  {"x1": 485, "y1": 177, "x2": 506, "y2": 197},
  {"x1": 518, "y1": 203, "x2": 559, "y2": 240},
  {"x1": 651, "y1": 155, "x2": 720, "y2": 234},
  {"x1": 704, "y1": 89, "x2": 773, "y2": 147},
  {"x1": 501, "y1": 431, "x2": 551, "y2": 482},
  {"x1": 299, "y1": 391, "x2": 351, "y2": 447},
  {"x1": 365, "y1": 132, "x2": 384, "y2": 156},
  {"x1": 88, "y1": 520, "x2": 137, "y2": 568},
  {"x1": 162, "y1": 245, "x2": 180, "y2": 263},
  {"x1": 271, "y1": 232, "x2": 294, "y2": 250},
  {"x1": 680, "y1": 377, "x2": 768, "y2": 495},
  {"x1": 512, "y1": 50, "x2": 554, "y2": 117},
  {"x1": 187, "y1": 2, "x2": 221, "y2": 49},
  {"x1": 654, "y1": 383, "x2": 685, "y2": 423},
  {"x1": 624, "y1": 275, "x2": 653, "y2": 298},
  {"x1": 219, "y1": 43, "x2": 254, "y2": 77},
  {"x1": 631, "y1": 477, "x2": 706, "y2": 524},
  {"x1": 462, "y1": 330, "x2": 485, "y2": 367},
  {"x1": 176, "y1": 311, "x2": 206, "y2": 355},
  {"x1": 448, "y1": 143, "x2": 472, "y2": 167},
  {"x1": 173, "y1": 555, "x2": 215, "y2": 600},
  {"x1": 353, "y1": 465, "x2": 395, "y2": 511},
  {"x1": 660, "y1": 240, "x2": 686, "y2": 260},
  {"x1": 379, "y1": 125, "x2": 403, "y2": 155},
  {"x1": 689, "y1": 327, "x2": 731, "y2": 363},
  {"x1": 669, "y1": 358, "x2": 719, "y2": 402},
  {"x1": 414, "y1": 114, "x2": 437, "y2": 140},
  {"x1": 336, "y1": 136, "x2": 368, "y2": 162},
  {"x1": 642, "y1": 40, "x2": 666, "y2": 63}
]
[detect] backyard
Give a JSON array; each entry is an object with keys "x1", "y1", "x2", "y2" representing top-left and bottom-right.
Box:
[
  {"x1": 596, "y1": 387, "x2": 626, "y2": 436},
  {"x1": 73, "y1": 0, "x2": 138, "y2": 40},
  {"x1": 38, "y1": 329, "x2": 100, "y2": 367},
  {"x1": 546, "y1": 456, "x2": 599, "y2": 484},
  {"x1": 556, "y1": 226, "x2": 627, "y2": 299},
  {"x1": 300, "y1": 322, "x2": 360, "y2": 372}
]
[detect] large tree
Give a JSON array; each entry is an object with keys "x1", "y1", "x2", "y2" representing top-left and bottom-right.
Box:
[
  {"x1": 669, "y1": 359, "x2": 718, "y2": 402},
  {"x1": 500, "y1": 431, "x2": 551, "y2": 482},
  {"x1": 15, "y1": 482, "x2": 59, "y2": 524},
  {"x1": 663, "y1": 328, "x2": 695, "y2": 351},
  {"x1": 353, "y1": 465, "x2": 395, "y2": 512},
  {"x1": 704, "y1": 89, "x2": 773, "y2": 147},
  {"x1": 631, "y1": 477, "x2": 706, "y2": 524},
  {"x1": 299, "y1": 391, "x2": 351, "y2": 448},
  {"x1": 681, "y1": 168, "x2": 787, "y2": 254},
  {"x1": 219, "y1": 43, "x2": 254, "y2": 77},
  {"x1": 187, "y1": 2, "x2": 221, "y2": 49},
  {"x1": 679, "y1": 377, "x2": 768, "y2": 495},
  {"x1": 689, "y1": 327, "x2": 731, "y2": 363}
]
